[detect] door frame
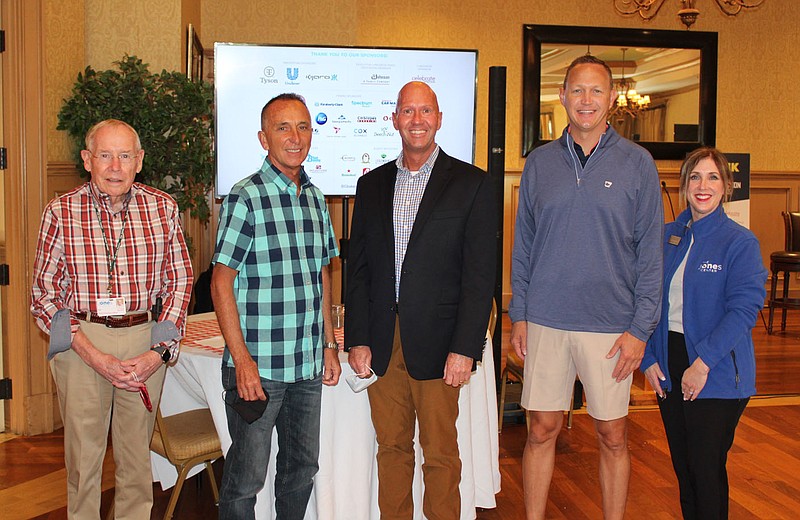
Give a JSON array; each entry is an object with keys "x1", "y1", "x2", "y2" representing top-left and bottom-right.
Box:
[{"x1": 1, "y1": 0, "x2": 54, "y2": 435}]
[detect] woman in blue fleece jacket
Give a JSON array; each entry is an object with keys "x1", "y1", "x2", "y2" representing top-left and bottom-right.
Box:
[{"x1": 642, "y1": 147, "x2": 767, "y2": 520}]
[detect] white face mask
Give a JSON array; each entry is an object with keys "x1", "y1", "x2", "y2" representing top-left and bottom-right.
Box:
[{"x1": 345, "y1": 367, "x2": 378, "y2": 393}]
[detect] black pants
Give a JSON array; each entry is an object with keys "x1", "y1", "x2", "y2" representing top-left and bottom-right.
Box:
[{"x1": 658, "y1": 331, "x2": 749, "y2": 520}]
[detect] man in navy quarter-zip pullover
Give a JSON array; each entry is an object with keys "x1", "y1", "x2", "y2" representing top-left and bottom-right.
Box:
[{"x1": 509, "y1": 55, "x2": 663, "y2": 520}]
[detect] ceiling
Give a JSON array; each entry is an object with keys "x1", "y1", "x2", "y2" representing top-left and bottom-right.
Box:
[{"x1": 540, "y1": 44, "x2": 701, "y2": 102}]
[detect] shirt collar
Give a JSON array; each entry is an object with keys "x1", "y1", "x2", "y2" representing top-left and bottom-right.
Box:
[
  {"x1": 261, "y1": 157, "x2": 312, "y2": 192},
  {"x1": 89, "y1": 181, "x2": 133, "y2": 213},
  {"x1": 395, "y1": 145, "x2": 440, "y2": 177}
]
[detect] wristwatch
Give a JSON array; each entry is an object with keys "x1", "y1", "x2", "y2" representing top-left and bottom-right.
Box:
[
  {"x1": 324, "y1": 341, "x2": 340, "y2": 350},
  {"x1": 152, "y1": 345, "x2": 172, "y2": 364}
]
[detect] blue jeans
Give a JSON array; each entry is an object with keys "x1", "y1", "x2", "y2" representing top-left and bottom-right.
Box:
[{"x1": 218, "y1": 365, "x2": 322, "y2": 520}]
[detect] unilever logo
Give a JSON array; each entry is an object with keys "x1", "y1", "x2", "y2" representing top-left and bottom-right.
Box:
[
  {"x1": 286, "y1": 67, "x2": 299, "y2": 80},
  {"x1": 316, "y1": 113, "x2": 328, "y2": 125}
]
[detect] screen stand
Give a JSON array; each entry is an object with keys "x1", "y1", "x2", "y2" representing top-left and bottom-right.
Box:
[{"x1": 339, "y1": 196, "x2": 350, "y2": 303}]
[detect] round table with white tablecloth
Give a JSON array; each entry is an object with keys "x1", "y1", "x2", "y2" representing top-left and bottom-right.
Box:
[{"x1": 151, "y1": 312, "x2": 500, "y2": 519}]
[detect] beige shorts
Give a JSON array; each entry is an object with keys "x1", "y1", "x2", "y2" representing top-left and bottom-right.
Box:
[{"x1": 520, "y1": 322, "x2": 632, "y2": 421}]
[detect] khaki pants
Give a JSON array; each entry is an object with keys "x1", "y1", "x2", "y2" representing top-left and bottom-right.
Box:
[
  {"x1": 367, "y1": 317, "x2": 461, "y2": 520},
  {"x1": 50, "y1": 320, "x2": 165, "y2": 520}
]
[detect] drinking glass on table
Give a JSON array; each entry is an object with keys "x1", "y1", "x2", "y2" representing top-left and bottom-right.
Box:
[{"x1": 332, "y1": 304, "x2": 345, "y2": 330}]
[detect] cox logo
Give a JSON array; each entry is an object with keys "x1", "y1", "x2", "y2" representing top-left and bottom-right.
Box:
[
  {"x1": 316, "y1": 113, "x2": 328, "y2": 125},
  {"x1": 353, "y1": 128, "x2": 368, "y2": 135}
]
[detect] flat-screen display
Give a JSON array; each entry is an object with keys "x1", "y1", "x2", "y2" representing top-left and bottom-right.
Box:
[{"x1": 214, "y1": 43, "x2": 478, "y2": 197}]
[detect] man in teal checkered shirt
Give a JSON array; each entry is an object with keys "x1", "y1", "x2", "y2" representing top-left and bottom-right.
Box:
[{"x1": 211, "y1": 93, "x2": 341, "y2": 520}]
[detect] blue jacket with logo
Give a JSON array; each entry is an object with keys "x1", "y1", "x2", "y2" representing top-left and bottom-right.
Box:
[{"x1": 642, "y1": 205, "x2": 767, "y2": 399}]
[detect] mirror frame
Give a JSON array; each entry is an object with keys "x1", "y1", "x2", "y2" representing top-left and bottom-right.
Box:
[{"x1": 523, "y1": 24, "x2": 718, "y2": 159}]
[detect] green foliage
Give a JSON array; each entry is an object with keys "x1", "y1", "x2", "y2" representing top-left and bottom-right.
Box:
[{"x1": 57, "y1": 55, "x2": 214, "y2": 221}]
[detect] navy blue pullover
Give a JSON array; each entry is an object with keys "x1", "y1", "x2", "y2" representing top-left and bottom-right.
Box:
[{"x1": 509, "y1": 126, "x2": 663, "y2": 342}]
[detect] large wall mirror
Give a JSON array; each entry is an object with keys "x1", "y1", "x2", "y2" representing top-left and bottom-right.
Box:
[{"x1": 523, "y1": 25, "x2": 718, "y2": 159}]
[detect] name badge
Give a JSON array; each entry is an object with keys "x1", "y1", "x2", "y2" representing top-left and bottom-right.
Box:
[{"x1": 96, "y1": 297, "x2": 126, "y2": 317}]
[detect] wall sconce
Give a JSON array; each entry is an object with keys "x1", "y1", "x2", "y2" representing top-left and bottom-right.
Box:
[{"x1": 614, "y1": 0, "x2": 765, "y2": 29}]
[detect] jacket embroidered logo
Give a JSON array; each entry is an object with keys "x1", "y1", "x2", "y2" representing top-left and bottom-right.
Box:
[{"x1": 698, "y1": 261, "x2": 723, "y2": 273}]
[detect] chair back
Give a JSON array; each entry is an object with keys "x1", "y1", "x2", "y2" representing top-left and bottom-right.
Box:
[
  {"x1": 487, "y1": 298, "x2": 498, "y2": 337},
  {"x1": 152, "y1": 410, "x2": 175, "y2": 460},
  {"x1": 783, "y1": 211, "x2": 800, "y2": 251},
  {"x1": 150, "y1": 408, "x2": 222, "y2": 465},
  {"x1": 149, "y1": 407, "x2": 222, "y2": 520}
]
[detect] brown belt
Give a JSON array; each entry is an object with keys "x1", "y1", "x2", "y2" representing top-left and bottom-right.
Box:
[{"x1": 75, "y1": 311, "x2": 152, "y2": 328}]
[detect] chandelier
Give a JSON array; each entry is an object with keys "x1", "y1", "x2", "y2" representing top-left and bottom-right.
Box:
[
  {"x1": 612, "y1": 48, "x2": 650, "y2": 119},
  {"x1": 613, "y1": 0, "x2": 765, "y2": 29}
]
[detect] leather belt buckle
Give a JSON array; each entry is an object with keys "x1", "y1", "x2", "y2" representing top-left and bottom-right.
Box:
[{"x1": 76, "y1": 311, "x2": 149, "y2": 328}]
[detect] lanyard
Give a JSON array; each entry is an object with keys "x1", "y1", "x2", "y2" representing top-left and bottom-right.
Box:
[{"x1": 91, "y1": 194, "x2": 129, "y2": 295}]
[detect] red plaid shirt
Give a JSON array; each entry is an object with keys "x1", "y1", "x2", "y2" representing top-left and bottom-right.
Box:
[{"x1": 30, "y1": 182, "x2": 193, "y2": 350}]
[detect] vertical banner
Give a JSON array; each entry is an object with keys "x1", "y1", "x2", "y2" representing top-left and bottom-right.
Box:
[{"x1": 723, "y1": 153, "x2": 750, "y2": 229}]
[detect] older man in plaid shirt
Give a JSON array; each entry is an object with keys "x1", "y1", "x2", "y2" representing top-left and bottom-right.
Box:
[
  {"x1": 211, "y1": 93, "x2": 341, "y2": 520},
  {"x1": 30, "y1": 119, "x2": 193, "y2": 519}
]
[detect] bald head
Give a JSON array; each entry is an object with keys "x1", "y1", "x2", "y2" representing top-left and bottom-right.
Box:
[
  {"x1": 396, "y1": 81, "x2": 440, "y2": 111},
  {"x1": 392, "y1": 81, "x2": 443, "y2": 170}
]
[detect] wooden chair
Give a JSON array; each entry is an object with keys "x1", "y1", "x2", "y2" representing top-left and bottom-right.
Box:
[
  {"x1": 105, "y1": 407, "x2": 222, "y2": 520},
  {"x1": 768, "y1": 211, "x2": 800, "y2": 334},
  {"x1": 497, "y1": 318, "x2": 577, "y2": 432},
  {"x1": 487, "y1": 298, "x2": 498, "y2": 339},
  {"x1": 150, "y1": 408, "x2": 222, "y2": 519},
  {"x1": 498, "y1": 349, "x2": 529, "y2": 433}
]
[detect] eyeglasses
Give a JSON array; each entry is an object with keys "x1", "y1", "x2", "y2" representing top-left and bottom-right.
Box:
[{"x1": 87, "y1": 151, "x2": 140, "y2": 164}]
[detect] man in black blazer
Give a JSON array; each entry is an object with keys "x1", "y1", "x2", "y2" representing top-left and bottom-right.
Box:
[{"x1": 345, "y1": 81, "x2": 496, "y2": 519}]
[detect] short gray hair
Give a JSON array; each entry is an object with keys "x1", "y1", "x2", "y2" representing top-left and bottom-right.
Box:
[{"x1": 85, "y1": 119, "x2": 142, "y2": 151}]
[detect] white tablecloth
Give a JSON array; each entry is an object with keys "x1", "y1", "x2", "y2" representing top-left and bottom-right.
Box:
[{"x1": 151, "y1": 313, "x2": 500, "y2": 519}]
